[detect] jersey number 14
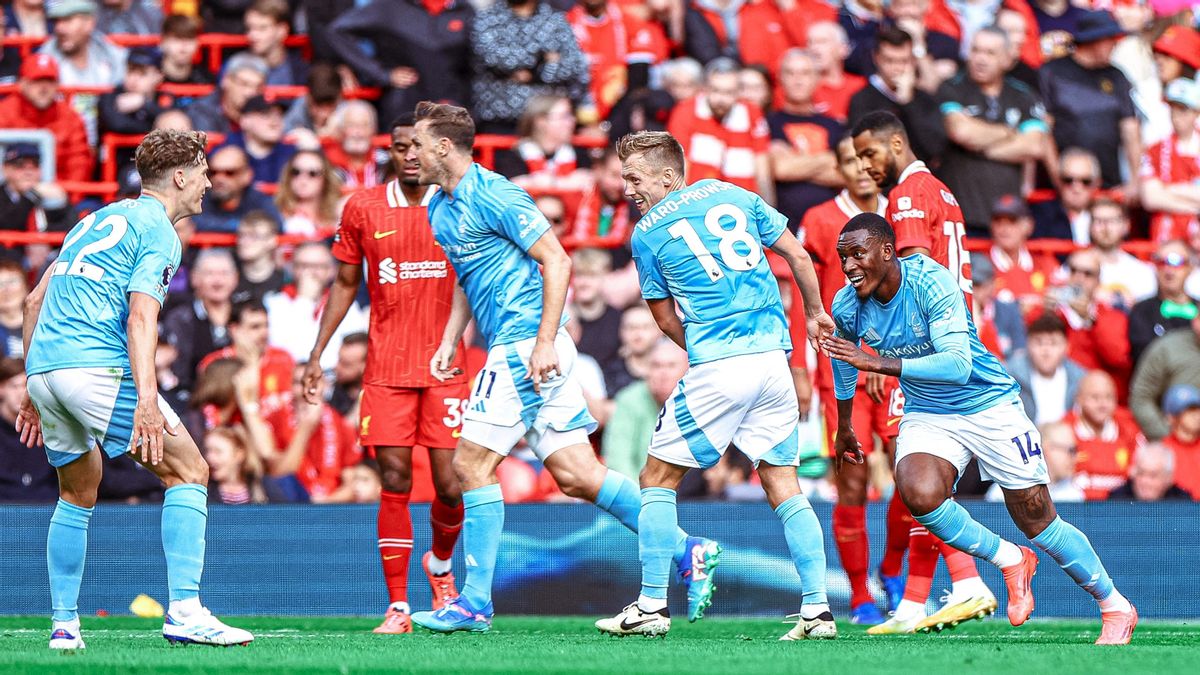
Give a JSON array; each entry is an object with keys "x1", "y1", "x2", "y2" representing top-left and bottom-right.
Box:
[{"x1": 667, "y1": 204, "x2": 761, "y2": 282}]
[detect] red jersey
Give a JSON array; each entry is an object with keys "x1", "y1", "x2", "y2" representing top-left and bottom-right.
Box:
[
  {"x1": 296, "y1": 404, "x2": 362, "y2": 501},
  {"x1": 1163, "y1": 433, "x2": 1200, "y2": 500},
  {"x1": 1066, "y1": 408, "x2": 1143, "y2": 500},
  {"x1": 198, "y1": 346, "x2": 296, "y2": 422},
  {"x1": 332, "y1": 181, "x2": 466, "y2": 388},
  {"x1": 692, "y1": 0, "x2": 791, "y2": 73},
  {"x1": 781, "y1": 0, "x2": 838, "y2": 46},
  {"x1": 1138, "y1": 134, "x2": 1200, "y2": 243},
  {"x1": 798, "y1": 190, "x2": 887, "y2": 381},
  {"x1": 569, "y1": 4, "x2": 648, "y2": 120},
  {"x1": 668, "y1": 95, "x2": 769, "y2": 192},
  {"x1": 887, "y1": 161, "x2": 972, "y2": 297},
  {"x1": 989, "y1": 246, "x2": 1058, "y2": 311},
  {"x1": 812, "y1": 74, "x2": 866, "y2": 123}
]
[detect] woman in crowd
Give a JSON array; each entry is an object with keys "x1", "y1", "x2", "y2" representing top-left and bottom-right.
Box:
[
  {"x1": 274, "y1": 149, "x2": 345, "y2": 239},
  {"x1": 204, "y1": 426, "x2": 269, "y2": 505}
]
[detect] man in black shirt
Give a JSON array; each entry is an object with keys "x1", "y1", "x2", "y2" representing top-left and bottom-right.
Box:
[
  {"x1": 937, "y1": 26, "x2": 1049, "y2": 238},
  {"x1": 234, "y1": 211, "x2": 286, "y2": 303},
  {"x1": 1039, "y1": 10, "x2": 1141, "y2": 193},
  {"x1": 569, "y1": 248, "x2": 623, "y2": 390},
  {"x1": 1128, "y1": 241, "x2": 1198, "y2": 366}
]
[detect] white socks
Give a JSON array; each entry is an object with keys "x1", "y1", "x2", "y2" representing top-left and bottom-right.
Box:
[
  {"x1": 951, "y1": 575, "x2": 993, "y2": 599},
  {"x1": 800, "y1": 603, "x2": 831, "y2": 620},
  {"x1": 994, "y1": 540, "x2": 1024, "y2": 568},
  {"x1": 637, "y1": 594, "x2": 667, "y2": 613},
  {"x1": 168, "y1": 597, "x2": 203, "y2": 619},
  {"x1": 426, "y1": 555, "x2": 453, "y2": 576},
  {"x1": 388, "y1": 601, "x2": 411, "y2": 614},
  {"x1": 1098, "y1": 590, "x2": 1133, "y2": 614}
]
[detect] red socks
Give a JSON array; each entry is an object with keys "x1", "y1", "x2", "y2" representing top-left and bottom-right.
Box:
[
  {"x1": 378, "y1": 491, "x2": 413, "y2": 604},
  {"x1": 832, "y1": 504, "x2": 871, "y2": 607},
  {"x1": 880, "y1": 491, "x2": 913, "y2": 578},
  {"x1": 941, "y1": 541, "x2": 980, "y2": 582},
  {"x1": 903, "y1": 525, "x2": 940, "y2": 604},
  {"x1": 429, "y1": 497, "x2": 464, "y2": 561}
]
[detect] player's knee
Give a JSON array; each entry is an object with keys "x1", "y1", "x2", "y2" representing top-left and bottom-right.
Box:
[
  {"x1": 432, "y1": 474, "x2": 462, "y2": 503},
  {"x1": 380, "y1": 465, "x2": 412, "y2": 494},
  {"x1": 179, "y1": 453, "x2": 209, "y2": 487},
  {"x1": 899, "y1": 482, "x2": 947, "y2": 517},
  {"x1": 452, "y1": 452, "x2": 487, "y2": 488},
  {"x1": 59, "y1": 486, "x2": 98, "y2": 509}
]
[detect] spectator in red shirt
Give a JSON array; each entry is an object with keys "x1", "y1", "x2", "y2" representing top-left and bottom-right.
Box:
[
  {"x1": 494, "y1": 94, "x2": 593, "y2": 191},
  {"x1": 323, "y1": 100, "x2": 383, "y2": 189},
  {"x1": 806, "y1": 20, "x2": 866, "y2": 122},
  {"x1": 569, "y1": 147, "x2": 635, "y2": 251},
  {"x1": 198, "y1": 300, "x2": 297, "y2": 426},
  {"x1": 567, "y1": 0, "x2": 639, "y2": 121},
  {"x1": 667, "y1": 57, "x2": 772, "y2": 198},
  {"x1": 1046, "y1": 248, "x2": 1132, "y2": 398},
  {"x1": 1161, "y1": 384, "x2": 1200, "y2": 500},
  {"x1": 0, "y1": 54, "x2": 92, "y2": 183},
  {"x1": 1139, "y1": 78, "x2": 1200, "y2": 244},
  {"x1": 1065, "y1": 370, "x2": 1144, "y2": 500},
  {"x1": 987, "y1": 194, "x2": 1059, "y2": 316},
  {"x1": 280, "y1": 363, "x2": 362, "y2": 503}
]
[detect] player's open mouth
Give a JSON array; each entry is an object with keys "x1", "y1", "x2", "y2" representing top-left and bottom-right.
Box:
[{"x1": 848, "y1": 273, "x2": 865, "y2": 286}]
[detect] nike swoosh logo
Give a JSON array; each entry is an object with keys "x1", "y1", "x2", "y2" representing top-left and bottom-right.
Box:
[
  {"x1": 382, "y1": 554, "x2": 405, "y2": 561},
  {"x1": 619, "y1": 616, "x2": 658, "y2": 631},
  {"x1": 374, "y1": 230, "x2": 397, "y2": 239},
  {"x1": 887, "y1": 417, "x2": 902, "y2": 427}
]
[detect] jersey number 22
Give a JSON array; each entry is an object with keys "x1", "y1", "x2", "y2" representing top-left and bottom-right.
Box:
[
  {"x1": 667, "y1": 204, "x2": 761, "y2": 282},
  {"x1": 52, "y1": 212, "x2": 129, "y2": 282}
]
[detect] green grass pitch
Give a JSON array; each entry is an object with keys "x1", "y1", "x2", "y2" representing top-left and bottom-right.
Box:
[{"x1": 1, "y1": 616, "x2": 1196, "y2": 674}]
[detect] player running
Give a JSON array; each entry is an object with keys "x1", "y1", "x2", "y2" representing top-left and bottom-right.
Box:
[
  {"x1": 852, "y1": 111, "x2": 997, "y2": 634},
  {"x1": 18, "y1": 130, "x2": 253, "y2": 649},
  {"x1": 301, "y1": 114, "x2": 467, "y2": 635},
  {"x1": 403, "y1": 103, "x2": 719, "y2": 634},
  {"x1": 799, "y1": 134, "x2": 908, "y2": 625},
  {"x1": 595, "y1": 131, "x2": 838, "y2": 640},
  {"x1": 824, "y1": 213, "x2": 1138, "y2": 646}
]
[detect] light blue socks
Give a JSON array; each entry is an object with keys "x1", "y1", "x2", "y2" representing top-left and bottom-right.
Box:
[
  {"x1": 1032, "y1": 516, "x2": 1116, "y2": 602},
  {"x1": 595, "y1": 470, "x2": 689, "y2": 566},
  {"x1": 162, "y1": 484, "x2": 208, "y2": 604},
  {"x1": 913, "y1": 498, "x2": 1019, "y2": 566},
  {"x1": 48, "y1": 499, "x2": 93, "y2": 622},
  {"x1": 460, "y1": 484, "x2": 504, "y2": 610},
  {"x1": 775, "y1": 494, "x2": 829, "y2": 607},
  {"x1": 637, "y1": 487, "x2": 677, "y2": 603}
]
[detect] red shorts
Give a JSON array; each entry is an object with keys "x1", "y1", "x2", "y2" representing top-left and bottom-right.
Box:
[
  {"x1": 819, "y1": 377, "x2": 905, "y2": 454},
  {"x1": 359, "y1": 382, "x2": 471, "y2": 449}
]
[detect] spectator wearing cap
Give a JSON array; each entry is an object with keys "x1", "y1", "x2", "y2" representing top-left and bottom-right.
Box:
[
  {"x1": 159, "y1": 14, "x2": 214, "y2": 87},
  {"x1": 96, "y1": 0, "x2": 162, "y2": 35},
  {"x1": 936, "y1": 26, "x2": 1049, "y2": 238},
  {"x1": 1142, "y1": 25, "x2": 1200, "y2": 145},
  {"x1": 1087, "y1": 197, "x2": 1157, "y2": 308},
  {"x1": 1130, "y1": 312, "x2": 1200, "y2": 440},
  {"x1": 971, "y1": 251, "x2": 1027, "y2": 363},
  {"x1": 1039, "y1": 10, "x2": 1141, "y2": 194},
  {"x1": 1139, "y1": 78, "x2": 1200, "y2": 244},
  {"x1": 187, "y1": 53, "x2": 269, "y2": 135},
  {"x1": 327, "y1": 0, "x2": 474, "y2": 127},
  {"x1": 1128, "y1": 241, "x2": 1198, "y2": 366},
  {"x1": 241, "y1": 0, "x2": 308, "y2": 87},
  {"x1": 0, "y1": 358, "x2": 58, "y2": 503},
  {"x1": 1031, "y1": 146, "x2": 1102, "y2": 243},
  {"x1": 1007, "y1": 312, "x2": 1084, "y2": 425},
  {"x1": 1065, "y1": 369, "x2": 1143, "y2": 500},
  {"x1": 1106, "y1": 441, "x2": 1192, "y2": 501},
  {"x1": 224, "y1": 95, "x2": 298, "y2": 185},
  {"x1": 97, "y1": 46, "x2": 168, "y2": 174},
  {"x1": 39, "y1": 0, "x2": 127, "y2": 143},
  {"x1": 193, "y1": 145, "x2": 283, "y2": 233},
  {"x1": 0, "y1": 144, "x2": 72, "y2": 248},
  {"x1": 0, "y1": 55, "x2": 92, "y2": 182},
  {"x1": 1161, "y1": 384, "x2": 1200, "y2": 499},
  {"x1": 988, "y1": 195, "x2": 1059, "y2": 316},
  {"x1": 1028, "y1": 0, "x2": 1089, "y2": 60}
]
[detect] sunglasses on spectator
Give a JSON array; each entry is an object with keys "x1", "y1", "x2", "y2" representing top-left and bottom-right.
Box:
[
  {"x1": 1153, "y1": 251, "x2": 1190, "y2": 268},
  {"x1": 1069, "y1": 266, "x2": 1100, "y2": 277},
  {"x1": 1062, "y1": 175, "x2": 1095, "y2": 187},
  {"x1": 290, "y1": 167, "x2": 322, "y2": 178}
]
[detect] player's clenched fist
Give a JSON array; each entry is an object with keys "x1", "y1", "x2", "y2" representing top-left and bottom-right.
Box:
[
  {"x1": 833, "y1": 426, "x2": 864, "y2": 470},
  {"x1": 527, "y1": 340, "x2": 560, "y2": 394},
  {"x1": 301, "y1": 360, "x2": 325, "y2": 405},
  {"x1": 430, "y1": 342, "x2": 460, "y2": 382}
]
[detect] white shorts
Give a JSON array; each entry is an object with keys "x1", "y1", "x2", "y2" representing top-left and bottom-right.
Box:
[
  {"x1": 895, "y1": 397, "x2": 1049, "y2": 490},
  {"x1": 460, "y1": 328, "x2": 597, "y2": 461},
  {"x1": 27, "y1": 367, "x2": 181, "y2": 468},
  {"x1": 649, "y1": 350, "x2": 799, "y2": 470}
]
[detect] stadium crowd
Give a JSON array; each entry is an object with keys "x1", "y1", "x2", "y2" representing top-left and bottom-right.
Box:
[{"x1": 2, "y1": 0, "x2": 1200, "y2": 506}]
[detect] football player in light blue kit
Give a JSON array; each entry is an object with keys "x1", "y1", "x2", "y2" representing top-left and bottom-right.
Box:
[
  {"x1": 596, "y1": 131, "x2": 840, "y2": 640},
  {"x1": 402, "y1": 103, "x2": 719, "y2": 634},
  {"x1": 17, "y1": 130, "x2": 253, "y2": 650},
  {"x1": 823, "y1": 213, "x2": 1137, "y2": 646}
]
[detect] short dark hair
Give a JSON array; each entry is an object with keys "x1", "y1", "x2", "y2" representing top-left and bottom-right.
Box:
[
  {"x1": 414, "y1": 101, "x2": 475, "y2": 152},
  {"x1": 850, "y1": 110, "x2": 908, "y2": 144},
  {"x1": 231, "y1": 299, "x2": 268, "y2": 325},
  {"x1": 1028, "y1": 312, "x2": 1067, "y2": 337},
  {"x1": 0, "y1": 258, "x2": 27, "y2": 281},
  {"x1": 238, "y1": 210, "x2": 279, "y2": 234},
  {"x1": 342, "y1": 332, "x2": 369, "y2": 348},
  {"x1": 616, "y1": 131, "x2": 685, "y2": 174},
  {"x1": 390, "y1": 112, "x2": 416, "y2": 133},
  {"x1": 248, "y1": 0, "x2": 291, "y2": 25},
  {"x1": 307, "y1": 62, "x2": 341, "y2": 105},
  {"x1": 875, "y1": 25, "x2": 913, "y2": 52},
  {"x1": 162, "y1": 14, "x2": 201, "y2": 40},
  {"x1": 840, "y1": 212, "x2": 896, "y2": 245}
]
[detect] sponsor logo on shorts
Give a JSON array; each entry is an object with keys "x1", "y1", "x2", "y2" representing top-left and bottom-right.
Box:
[{"x1": 361, "y1": 415, "x2": 371, "y2": 436}]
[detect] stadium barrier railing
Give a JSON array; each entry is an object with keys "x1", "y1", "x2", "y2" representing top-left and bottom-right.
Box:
[
  {"x1": 0, "y1": 501, "x2": 1194, "y2": 618},
  {"x1": 0, "y1": 33, "x2": 314, "y2": 74}
]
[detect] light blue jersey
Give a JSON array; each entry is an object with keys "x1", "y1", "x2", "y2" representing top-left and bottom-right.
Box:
[
  {"x1": 632, "y1": 179, "x2": 791, "y2": 365},
  {"x1": 428, "y1": 163, "x2": 563, "y2": 348},
  {"x1": 830, "y1": 255, "x2": 1019, "y2": 415},
  {"x1": 27, "y1": 196, "x2": 181, "y2": 377}
]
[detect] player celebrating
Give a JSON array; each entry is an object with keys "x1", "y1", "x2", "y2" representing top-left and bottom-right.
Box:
[
  {"x1": 404, "y1": 103, "x2": 719, "y2": 634},
  {"x1": 302, "y1": 114, "x2": 467, "y2": 635},
  {"x1": 825, "y1": 213, "x2": 1137, "y2": 645},
  {"x1": 595, "y1": 131, "x2": 838, "y2": 640},
  {"x1": 799, "y1": 134, "x2": 908, "y2": 625},
  {"x1": 852, "y1": 110, "x2": 997, "y2": 634},
  {"x1": 18, "y1": 130, "x2": 253, "y2": 649}
]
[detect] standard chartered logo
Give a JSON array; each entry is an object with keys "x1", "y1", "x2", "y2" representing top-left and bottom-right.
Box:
[{"x1": 378, "y1": 258, "x2": 448, "y2": 284}]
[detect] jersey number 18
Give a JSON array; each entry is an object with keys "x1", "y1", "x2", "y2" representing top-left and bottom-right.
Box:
[{"x1": 667, "y1": 204, "x2": 761, "y2": 282}]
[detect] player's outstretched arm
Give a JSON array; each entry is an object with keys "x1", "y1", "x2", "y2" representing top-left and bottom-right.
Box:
[
  {"x1": 304, "y1": 262, "x2": 364, "y2": 404},
  {"x1": 128, "y1": 292, "x2": 177, "y2": 466},
  {"x1": 525, "y1": 231, "x2": 573, "y2": 393},
  {"x1": 431, "y1": 284, "x2": 472, "y2": 382},
  {"x1": 769, "y1": 229, "x2": 835, "y2": 349},
  {"x1": 646, "y1": 297, "x2": 686, "y2": 350},
  {"x1": 15, "y1": 267, "x2": 53, "y2": 447}
]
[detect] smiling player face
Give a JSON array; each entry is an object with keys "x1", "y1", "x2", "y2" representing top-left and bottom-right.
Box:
[
  {"x1": 836, "y1": 228, "x2": 894, "y2": 300},
  {"x1": 181, "y1": 159, "x2": 211, "y2": 219},
  {"x1": 620, "y1": 152, "x2": 674, "y2": 214}
]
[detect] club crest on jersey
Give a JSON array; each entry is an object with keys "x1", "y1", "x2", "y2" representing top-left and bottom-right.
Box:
[
  {"x1": 909, "y1": 311, "x2": 926, "y2": 338},
  {"x1": 940, "y1": 190, "x2": 959, "y2": 207}
]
